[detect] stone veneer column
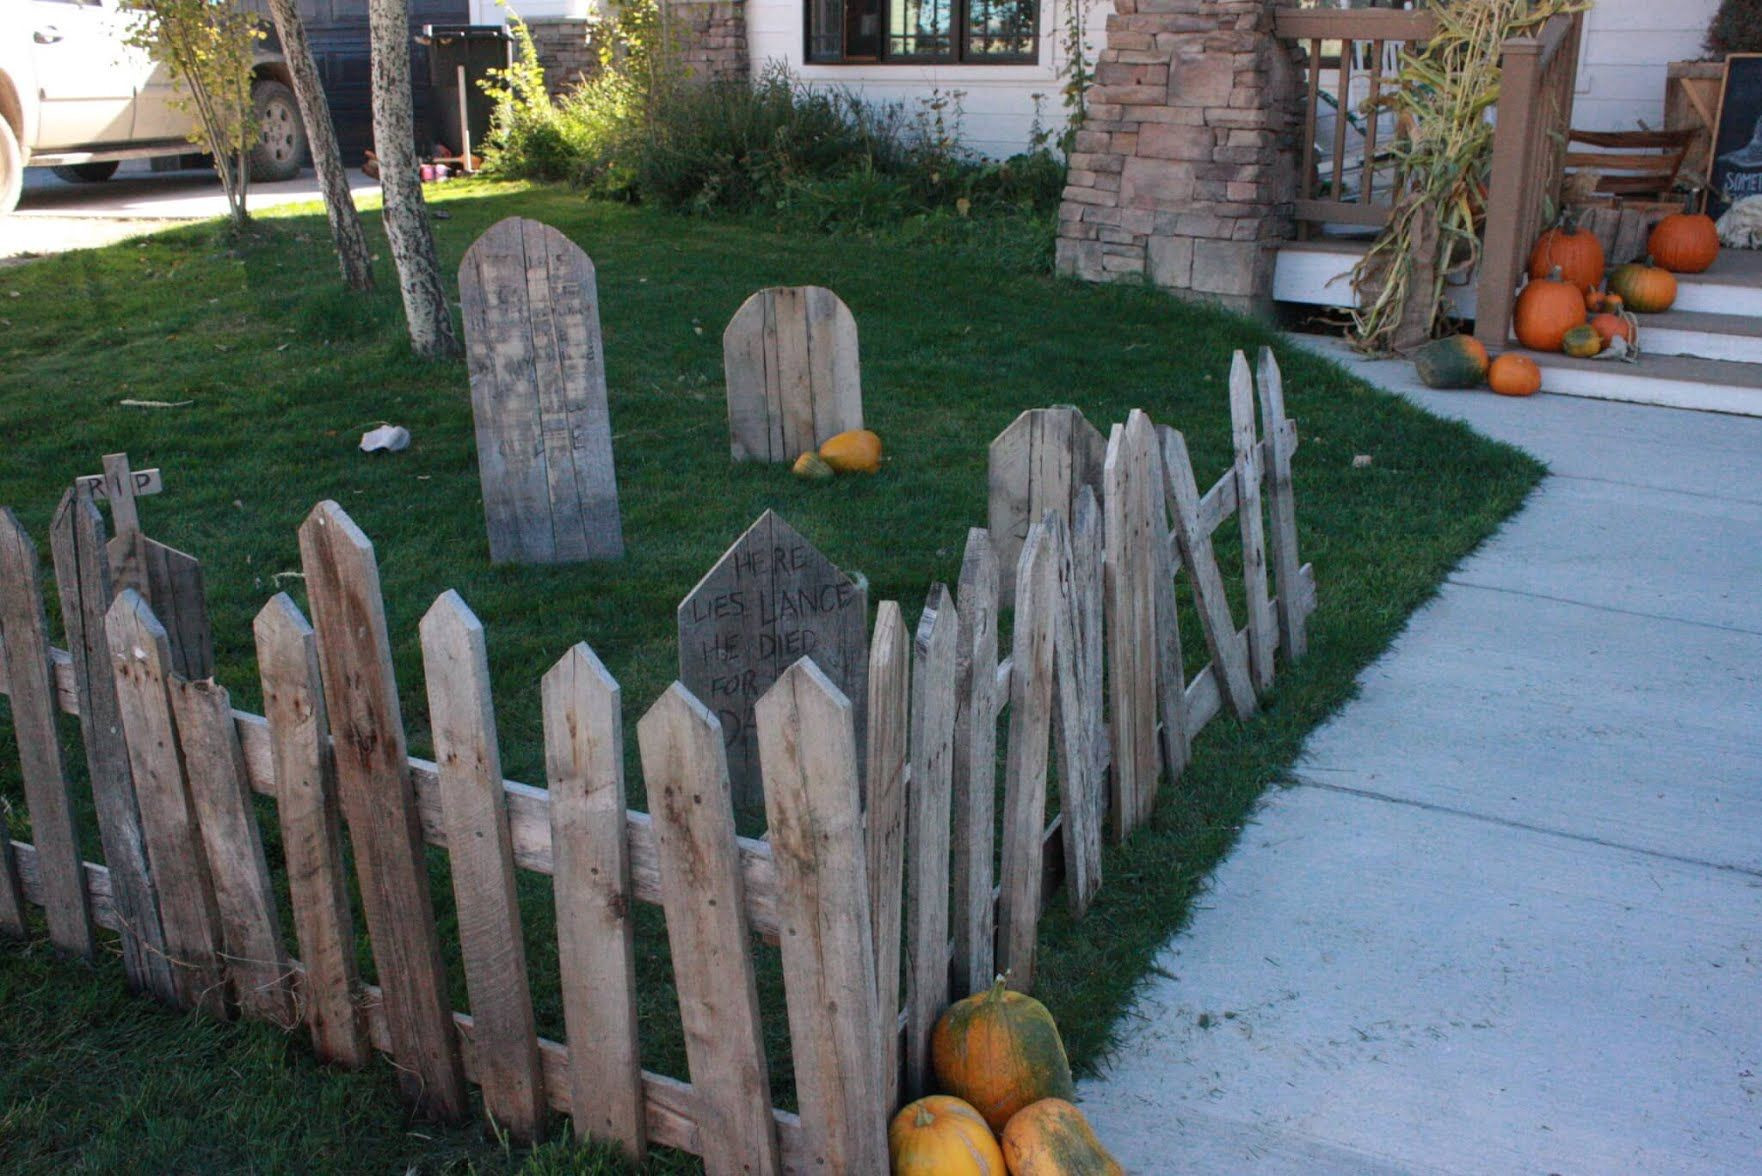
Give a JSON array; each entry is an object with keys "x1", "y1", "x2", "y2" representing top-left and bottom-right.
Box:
[
  {"x1": 1054, "y1": 0, "x2": 1302, "y2": 314},
  {"x1": 527, "y1": 18, "x2": 601, "y2": 96},
  {"x1": 668, "y1": 0, "x2": 751, "y2": 84}
]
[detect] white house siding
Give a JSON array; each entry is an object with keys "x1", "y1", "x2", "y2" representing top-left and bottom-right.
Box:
[
  {"x1": 475, "y1": 1, "x2": 592, "y2": 23},
  {"x1": 744, "y1": 0, "x2": 1112, "y2": 159},
  {"x1": 1570, "y1": 0, "x2": 1718, "y2": 132}
]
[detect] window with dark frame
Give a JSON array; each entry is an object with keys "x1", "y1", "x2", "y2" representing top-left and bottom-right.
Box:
[{"x1": 806, "y1": 0, "x2": 1038, "y2": 65}]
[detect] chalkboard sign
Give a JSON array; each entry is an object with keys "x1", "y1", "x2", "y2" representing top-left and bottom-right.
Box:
[{"x1": 1711, "y1": 54, "x2": 1762, "y2": 218}]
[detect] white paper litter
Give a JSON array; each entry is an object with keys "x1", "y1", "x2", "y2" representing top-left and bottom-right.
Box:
[{"x1": 360, "y1": 424, "x2": 410, "y2": 453}]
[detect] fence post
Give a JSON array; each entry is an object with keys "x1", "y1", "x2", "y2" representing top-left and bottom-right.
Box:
[
  {"x1": 637, "y1": 683, "x2": 782, "y2": 1175},
  {"x1": 905, "y1": 590, "x2": 959, "y2": 1095},
  {"x1": 951, "y1": 529, "x2": 999, "y2": 998},
  {"x1": 0, "y1": 507, "x2": 96, "y2": 958},
  {"x1": 756, "y1": 659, "x2": 890, "y2": 1173},
  {"x1": 998, "y1": 521, "x2": 1058, "y2": 992},
  {"x1": 1256, "y1": 348, "x2": 1309, "y2": 662},
  {"x1": 420, "y1": 590, "x2": 545, "y2": 1144},
  {"x1": 862, "y1": 601, "x2": 910, "y2": 1111},
  {"x1": 1051, "y1": 513, "x2": 1102, "y2": 917},
  {"x1": 1103, "y1": 411, "x2": 1164, "y2": 840},
  {"x1": 1230, "y1": 353, "x2": 1276, "y2": 694},
  {"x1": 1474, "y1": 37, "x2": 1543, "y2": 350},
  {"x1": 255, "y1": 592, "x2": 369, "y2": 1067},
  {"x1": 298, "y1": 501, "x2": 467, "y2": 1122},
  {"x1": 543, "y1": 642, "x2": 645, "y2": 1159}
]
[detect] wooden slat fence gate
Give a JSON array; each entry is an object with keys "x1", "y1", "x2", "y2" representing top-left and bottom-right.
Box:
[{"x1": 0, "y1": 349, "x2": 1315, "y2": 1162}]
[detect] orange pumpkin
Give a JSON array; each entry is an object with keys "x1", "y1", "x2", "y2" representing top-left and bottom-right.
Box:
[
  {"x1": 1528, "y1": 213, "x2": 1606, "y2": 291},
  {"x1": 1000, "y1": 1099, "x2": 1125, "y2": 1176},
  {"x1": 932, "y1": 978, "x2": 1075, "y2": 1132},
  {"x1": 1647, "y1": 212, "x2": 1719, "y2": 274},
  {"x1": 890, "y1": 1096, "x2": 1006, "y2": 1175},
  {"x1": 1513, "y1": 266, "x2": 1588, "y2": 352},
  {"x1": 1488, "y1": 353, "x2": 1542, "y2": 397},
  {"x1": 1608, "y1": 258, "x2": 1677, "y2": 313},
  {"x1": 1590, "y1": 312, "x2": 1635, "y2": 347}
]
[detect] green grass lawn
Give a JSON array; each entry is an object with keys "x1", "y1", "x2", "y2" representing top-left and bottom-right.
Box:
[{"x1": 0, "y1": 180, "x2": 1543, "y2": 1174}]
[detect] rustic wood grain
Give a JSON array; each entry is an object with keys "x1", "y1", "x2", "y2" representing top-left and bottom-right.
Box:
[
  {"x1": 1257, "y1": 347, "x2": 1309, "y2": 663},
  {"x1": 170, "y1": 676, "x2": 294, "y2": 1026},
  {"x1": 755, "y1": 660, "x2": 890, "y2": 1173},
  {"x1": 1231, "y1": 352, "x2": 1276, "y2": 694},
  {"x1": 861, "y1": 601, "x2": 910, "y2": 1110},
  {"x1": 987, "y1": 406, "x2": 1107, "y2": 597},
  {"x1": 459, "y1": 216, "x2": 624, "y2": 563},
  {"x1": 723, "y1": 286, "x2": 862, "y2": 463},
  {"x1": 543, "y1": 642, "x2": 645, "y2": 1159},
  {"x1": 0, "y1": 507, "x2": 96, "y2": 957},
  {"x1": 677, "y1": 510, "x2": 868, "y2": 807},
  {"x1": 254, "y1": 592, "x2": 368, "y2": 1067},
  {"x1": 49, "y1": 488, "x2": 172, "y2": 996},
  {"x1": 1150, "y1": 481, "x2": 1189, "y2": 787},
  {"x1": 297, "y1": 500, "x2": 466, "y2": 1121},
  {"x1": 1048, "y1": 512, "x2": 1101, "y2": 918},
  {"x1": 1102, "y1": 412, "x2": 1164, "y2": 841},
  {"x1": 0, "y1": 830, "x2": 24, "y2": 938},
  {"x1": 998, "y1": 521, "x2": 1058, "y2": 989},
  {"x1": 951, "y1": 528, "x2": 999, "y2": 998},
  {"x1": 904, "y1": 590, "x2": 959, "y2": 1097},
  {"x1": 1069, "y1": 487, "x2": 1112, "y2": 824},
  {"x1": 636, "y1": 684, "x2": 782, "y2": 1176},
  {"x1": 106, "y1": 589, "x2": 225, "y2": 1015},
  {"x1": 1161, "y1": 426, "x2": 1257, "y2": 721}
]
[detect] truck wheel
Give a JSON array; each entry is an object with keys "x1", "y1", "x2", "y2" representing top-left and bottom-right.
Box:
[
  {"x1": 0, "y1": 119, "x2": 21, "y2": 215},
  {"x1": 51, "y1": 162, "x2": 120, "y2": 184},
  {"x1": 248, "y1": 79, "x2": 307, "y2": 183}
]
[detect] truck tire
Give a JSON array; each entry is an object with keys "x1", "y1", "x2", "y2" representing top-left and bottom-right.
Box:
[
  {"x1": 52, "y1": 162, "x2": 120, "y2": 184},
  {"x1": 1, "y1": 118, "x2": 21, "y2": 216},
  {"x1": 248, "y1": 79, "x2": 307, "y2": 183}
]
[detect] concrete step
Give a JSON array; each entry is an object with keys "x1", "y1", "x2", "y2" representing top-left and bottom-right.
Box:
[
  {"x1": 1634, "y1": 308, "x2": 1762, "y2": 363},
  {"x1": 1520, "y1": 347, "x2": 1762, "y2": 416},
  {"x1": 1671, "y1": 256, "x2": 1762, "y2": 316}
]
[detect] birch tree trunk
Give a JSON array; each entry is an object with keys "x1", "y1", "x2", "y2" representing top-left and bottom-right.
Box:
[
  {"x1": 266, "y1": 0, "x2": 373, "y2": 291},
  {"x1": 367, "y1": 0, "x2": 460, "y2": 359}
]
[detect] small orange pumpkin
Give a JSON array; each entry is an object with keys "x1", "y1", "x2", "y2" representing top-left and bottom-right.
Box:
[
  {"x1": 1000, "y1": 1098, "x2": 1125, "y2": 1176},
  {"x1": 1590, "y1": 312, "x2": 1635, "y2": 347},
  {"x1": 1608, "y1": 258, "x2": 1677, "y2": 313},
  {"x1": 1528, "y1": 212, "x2": 1606, "y2": 291},
  {"x1": 1513, "y1": 266, "x2": 1589, "y2": 352},
  {"x1": 932, "y1": 978, "x2": 1075, "y2": 1132},
  {"x1": 1647, "y1": 212, "x2": 1719, "y2": 274},
  {"x1": 1488, "y1": 353, "x2": 1542, "y2": 397},
  {"x1": 890, "y1": 1096, "x2": 1006, "y2": 1175}
]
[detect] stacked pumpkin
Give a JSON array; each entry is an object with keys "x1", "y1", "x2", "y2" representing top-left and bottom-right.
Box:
[{"x1": 891, "y1": 979, "x2": 1124, "y2": 1174}]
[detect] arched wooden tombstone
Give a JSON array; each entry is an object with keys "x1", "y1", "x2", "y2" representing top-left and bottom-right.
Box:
[
  {"x1": 677, "y1": 510, "x2": 869, "y2": 807},
  {"x1": 987, "y1": 405, "x2": 1106, "y2": 596},
  {"x1": 723, "y1": 286, "x2": 863, "y2": 463},
  {"x1": 459, "y1": 217, "x2": 624, "y2": 564}
]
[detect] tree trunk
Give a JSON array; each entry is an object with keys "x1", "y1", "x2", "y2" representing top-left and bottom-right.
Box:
[
  {"x1": 367, "y1": 0, "x2": 460, "y2": 359},
  {"x1": 266, "y1": 0, "x2": 373, "y2": 291}
]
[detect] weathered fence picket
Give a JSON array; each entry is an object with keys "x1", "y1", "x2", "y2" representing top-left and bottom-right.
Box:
[
  {"x1": 905, "y1": 590, "x2": 959, "y2": 1096},
  {"x1": 255, "y1": 592, "x2": 368, "y2": 1067},
  {"x1": 862, "y1": 601, "x2": 910, "y2": 1110},
  {"x1": 421, "y1": 591, "x2": 546, "y2": 1143},
  {"x1": 988, "y1": 405, "x2": 1107, "y2": 596},
  {"x1": 1103, "y1": 412, "x2": 1165, "y2": 842},
  {"x1": 542, "y1": 643, "x2": 645, "y2": 1159},
  {"x1": 951, "y1": 529, "x2": 1000, "y2": 998},
  {"x1": 102, "y1": 453, "x2": 214, "y2": 680},
  {"x1": 1162, "y1": 426, "x2": 1258, "y2": 721},
  {"x1": 298, "y1": 501, "x2": 467, "y2": 1120},
  {"x1": 1230, "y1": 353, "x2": 1277, "y2": 695},
  {"x1": 1257, "y1": 348, "x2": 1310, "y2": 662}
]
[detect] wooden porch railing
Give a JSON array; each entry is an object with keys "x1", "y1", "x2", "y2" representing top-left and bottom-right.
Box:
[{"x1": 1274, "y1": 6, "x2": 1585, "y2": 347}]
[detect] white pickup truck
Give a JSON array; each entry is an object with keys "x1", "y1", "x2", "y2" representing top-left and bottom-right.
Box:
[{"x1": 1, "y1": 0, "x2": 309, "y2": 214}]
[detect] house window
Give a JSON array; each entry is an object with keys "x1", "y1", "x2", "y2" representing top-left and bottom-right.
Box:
[{"x1": 806, "y1": 0, "x2": 1038, "y2": 64}]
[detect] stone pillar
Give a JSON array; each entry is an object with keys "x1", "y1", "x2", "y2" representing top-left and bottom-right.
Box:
[
  {"x1": 526, "y1": 18, "x2": 602, "y2": 97},
  {"x1": 1054, "y1": 0, "x2": 1302, "y2": 315},
  {"x1": 667, "y1": 0, "x2": 750, "y2": 84}
]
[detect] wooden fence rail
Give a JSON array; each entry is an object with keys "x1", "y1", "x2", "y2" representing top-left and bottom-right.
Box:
[{"x1": 0, "y1": 350, "x2": 1315, "y2": 1164}]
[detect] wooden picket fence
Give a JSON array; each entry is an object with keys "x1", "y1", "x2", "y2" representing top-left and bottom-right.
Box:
[{"x1": 0, "y1": 349, "x2": 1312, "y2": 1169}]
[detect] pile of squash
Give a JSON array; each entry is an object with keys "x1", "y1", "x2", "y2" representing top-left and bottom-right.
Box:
[
  {"x1": 891, "y1": 979, "x2": 1124, "y2": 1174},
  {"x1": 1412, "y1": 334, "x2": 1541, "y2": 397},
  {"x1": 792, "y1": 428, "x2": 884, "y2": 480}
]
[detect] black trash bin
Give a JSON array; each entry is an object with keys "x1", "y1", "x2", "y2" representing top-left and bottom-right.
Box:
[{"x1": 418, "y1": 24, "x2": 512, "y2": 165}]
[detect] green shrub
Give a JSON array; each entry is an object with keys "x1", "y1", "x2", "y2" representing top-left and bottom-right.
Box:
[{"x1": 1707, "y1": 0, "x2": 1762, "y2": 54}]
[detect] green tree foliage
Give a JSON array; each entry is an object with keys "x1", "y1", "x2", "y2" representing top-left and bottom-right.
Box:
[{"x1": 1707, "y1": 0, "x2": 1762, "y2": 55}]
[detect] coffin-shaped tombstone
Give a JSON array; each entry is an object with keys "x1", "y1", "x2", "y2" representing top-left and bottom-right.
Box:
[
  {"x1": 987, "y1": 406, "x2": 1106, "y2": 596},
  {"x1": 723, "y1": 286, "x2": 863, "y2": 463},
  {"x1": 678, "y1": 511, "x2": 869, "y2": 806},
  {"x1": 460, "y1": 217, "x2": 624, "y2": 564}
]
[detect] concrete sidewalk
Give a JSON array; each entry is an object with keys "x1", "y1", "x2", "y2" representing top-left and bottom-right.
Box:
[{"x1": 1083, "y1": 338, "x2": 1762, "y2": 1174}]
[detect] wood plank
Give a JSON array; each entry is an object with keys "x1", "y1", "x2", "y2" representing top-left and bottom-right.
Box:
[
  {"x1": 1160, "y1": 426, "x2": 1257, "y2": 720},
  {"x1": 1150, "y1": 480, "x2": 1189, "y2": 786},
  {"x1": 636, "y1": 684, "x2": 782, "y2": 1176},
  {"x1": 951, "y1": 529, "x2": 999, "y2": 997},
  {"x1": 0, "y1": 828, "x2": 23, "y2": 938},
  {"x1": 100, "y1": 452, "x2": 142, "y2": 540},
  {"x1": 724, "y1": 287, "x2": 863, "y2": 464},
  {"x1": 861, "y1": 601, "x2": 910, "y2": 1110},
  {"x1": 1049, "y1": 512, "x2": 1101, "y2": 918},
  {"x1": 0, "y1": 507, "x2": 95, "y2": 957},
  {"x1": 997, "y1": 521, "x2": 1057, "y2": 990},
  {"x1": 818, "y1": 287, "x2": 864, "y2": 443},
  {"x1": 49, "y1": 488, "x2": 171, "y2": 996},
  {"x1": 1102, "y1": 413, "x2": 1163, "y2": 841},
  {"x1": 1069, "y1": 487, "x2": 1111, "y2": 839},
  {"x1": 75, "y1": 466, "x2": 162, "y2": 501},
  {"x1": 988, "y1": 406, "x2": 1106, "y2": 598},
  {"x1": 106, "y1": 589, "x2": 225, "y2": 1014},
  {"x1": 170, "y1": 676, "x2": 294, "y2": 1026},
  {"x1": 723, "y1": 291, "x2": 775, "y2": 461},
  {"x1": 297, "y1": 500, "x2": 466, "y2": 1121},
  {"x1": 773, "y1": 286, "x2": 816, "y2": 459},
  {"x1": 904, "y1": 590, "x2": 959, "y2": 1096},
  {"x1": 1256, "y1": 347, "x2": 1308, "y2": 662},
  {"x1": 755, "y1": 661, "x2": 890, "y2": 1173},
  {"x1": 420, "y1": 591, "x2": 545, "y2": 1143},
  {"x1": 1231, "y1": 352, "x2": 1276, "y2": 694},
  {"x1": 255, "y1": 593, "x2": 368, "y2": 1067},
  {"x1": 543, "y1": 643, "x2": 645, "y2": 1159}
]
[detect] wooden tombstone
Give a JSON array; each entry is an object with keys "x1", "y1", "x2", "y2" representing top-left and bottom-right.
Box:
[
  {"x1": 96, "y1": 453, "x2": 214, "y2": 680},
  {"x1": 723, "y1": 286, "x2": 862, "y2": 463},
  {"x1": 987, "y1": 406, "x2": 1106, "y2": 596},
  {"x1": 677, "y1": 511, "x2": 868, "y2": 807},
  {"x1": 459, "y1": 216, "x2": 624, "y2": 564}
]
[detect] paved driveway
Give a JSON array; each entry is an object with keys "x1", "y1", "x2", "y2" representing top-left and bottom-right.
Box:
[
  {"x1": 2, "y1": 161, "x2": 381, "y2": 262},
  {"x1": 1084, "y1": 338, "x2": 1762, "y2": 1174}
]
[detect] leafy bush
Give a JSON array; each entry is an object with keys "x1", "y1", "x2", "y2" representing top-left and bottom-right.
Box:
[{"x1": 1707, "y1": 0, "x2": 1762, "y2": 54}]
